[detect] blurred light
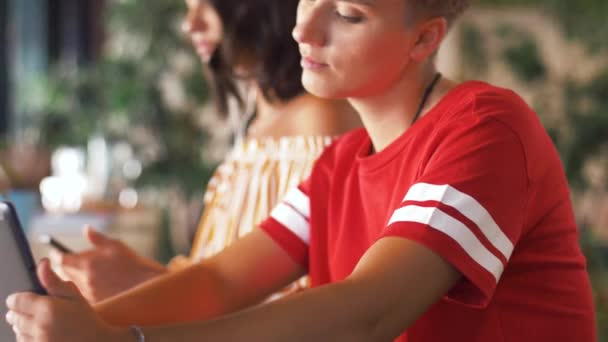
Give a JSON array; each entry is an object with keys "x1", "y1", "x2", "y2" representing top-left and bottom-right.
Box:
[
  {"x1": 123, "y1": 159, "x2": 142, "y2": 180},
  {"x1": 119, "y1": 188, "x2": 138, "y2": 209},
  {"x1": 40, "y1": 175, "x2": 87, "y2": 213},
  {"x1": 52, "y1": 148, "x2": 85, "y2": 176},
  {"x1": 112, "y1": 142, "x2": 133, "y2": 164}
]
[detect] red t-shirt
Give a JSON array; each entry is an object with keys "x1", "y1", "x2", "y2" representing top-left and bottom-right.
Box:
[{"x1": 260, "y1": 81, "x2": 596, "y2": 341}]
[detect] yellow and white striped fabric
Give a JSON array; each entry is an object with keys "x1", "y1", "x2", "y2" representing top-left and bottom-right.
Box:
[{"x1": 180, "y1": 135, "x2": 332, "y2": 297}]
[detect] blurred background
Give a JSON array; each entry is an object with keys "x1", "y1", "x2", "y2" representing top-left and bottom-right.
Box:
[
  {"x1": 0, "y1": 0, "x2": 223, "y2": 265},
  {"x1": 0, "y1": 0, "x2": 606, "y2": 338}
]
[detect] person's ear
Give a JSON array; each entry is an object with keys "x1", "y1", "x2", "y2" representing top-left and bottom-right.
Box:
[{"x1": 409, "y1": 17, "x2": 448, "y2": 62}]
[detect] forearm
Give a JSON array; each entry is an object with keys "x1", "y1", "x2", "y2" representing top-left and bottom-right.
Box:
[
  {"x1": 94, "y1": 230, "x2": 304, "y2": 326},
  {"x1": 94, "y1": 262, "x2": 264, "y2": 327},
  {"x1": 115, "y1": 238, "x2": 461, "y2": 341},
  {"x1": 132, "y1": 278, "x2": 391, "y2": 342}
]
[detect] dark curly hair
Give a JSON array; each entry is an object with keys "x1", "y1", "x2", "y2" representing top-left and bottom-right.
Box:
[{"x1": 207, "y1": 0, "x2": 303, "y2": 117}]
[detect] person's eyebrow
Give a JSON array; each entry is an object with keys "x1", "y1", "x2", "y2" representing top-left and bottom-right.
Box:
[{"x1": 339, "y1": 0, "x2": 375, "y2": 6}]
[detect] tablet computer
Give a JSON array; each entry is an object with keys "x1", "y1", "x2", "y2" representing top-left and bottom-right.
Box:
[{"x1": 0, "y1": 201, "x2": 46, "y2": 341}]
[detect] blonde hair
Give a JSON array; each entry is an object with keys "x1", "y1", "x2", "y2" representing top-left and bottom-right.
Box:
[{"x1": 407, "y1": 0, "x2": 471, "y2": 27}]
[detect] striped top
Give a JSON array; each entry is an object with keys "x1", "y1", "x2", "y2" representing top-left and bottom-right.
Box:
[
  {"x1": 190, "y1": 135, "x2": 332, "y2": 260},
  {"x1": 169, "y1": 135, "x2": 332, "y2": 297}
]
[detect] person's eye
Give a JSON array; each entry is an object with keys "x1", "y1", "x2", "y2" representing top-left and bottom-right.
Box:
[{"x1": 335, "y1": 10, "x2": 364, "y2": 23}]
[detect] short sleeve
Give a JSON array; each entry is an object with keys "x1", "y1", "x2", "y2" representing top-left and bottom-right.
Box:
[
  {"x1": 380, "y1": 116, "x2": 529, "y2": 307},
  {"x1": 259, "y1": 177, "x2": 312, "y2": 270}
]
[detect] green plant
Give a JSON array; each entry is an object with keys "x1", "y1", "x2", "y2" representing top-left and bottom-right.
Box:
[
  {"x1": 498, "y1": 26, "x2": 546, "y2": 82},
  {"x1": 38, "y1": 0, "x2": 215, "y2": 197}
]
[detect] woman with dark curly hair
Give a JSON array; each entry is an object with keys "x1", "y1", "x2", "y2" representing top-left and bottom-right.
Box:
[{"x1": 44, "y1": 0, "x2": 359, "y2": 304}]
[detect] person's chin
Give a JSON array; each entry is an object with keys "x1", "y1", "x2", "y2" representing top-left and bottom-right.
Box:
[
  {"x1": 302, "y1": 79, "x2": 344, "y2": 100},
  {"x1": 196, "y1": 50, "x2": 214, "y2": 64},
  {"x1": 203, "y1": 55, "x2": 214, "y2": 64}
]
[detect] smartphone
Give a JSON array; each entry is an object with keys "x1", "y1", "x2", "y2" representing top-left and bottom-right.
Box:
[
  {"x1": 39, "y1": 234, "x2": 73, "y2": 254},
  {"x1": 0, "y1": 201, "x2": 46, "y2": 341}
]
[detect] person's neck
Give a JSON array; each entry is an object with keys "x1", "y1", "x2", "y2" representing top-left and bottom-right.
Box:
[
  {"x1": 348, "y1": 65, "x2": 454, "y2": 154},
  {"x1": 255, "y1": 88, "x2": 285, "y2": 120},
  {"x1": 249, "y1": 85, "x2": 356, "y2": 138}
]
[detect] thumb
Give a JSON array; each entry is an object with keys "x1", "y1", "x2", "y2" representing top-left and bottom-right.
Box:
[
  {"x1": 37, "y1": 259, "x2": 82, "y2": 299},
  {"x1": 84, "y1": 226, "x2": 113, "y2": 247}
]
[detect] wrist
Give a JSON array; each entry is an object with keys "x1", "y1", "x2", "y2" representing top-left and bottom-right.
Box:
[{"x1": 137, "y1": 259, "x2": 168, "y2": 282}]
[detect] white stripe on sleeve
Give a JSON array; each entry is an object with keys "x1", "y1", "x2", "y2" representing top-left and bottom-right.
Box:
[
  {"x1": 283, "y1": 188, "x2": 310, "y2": 219},
  {"x1": 388, "y1": 205, "x2": 504, "y2": 281},
  {"x1": 403, "y1": 183, "x2": 514, "y2": 260},
  {"x1": 270, "y1": 202, "x2": 310, "y2": 244}
]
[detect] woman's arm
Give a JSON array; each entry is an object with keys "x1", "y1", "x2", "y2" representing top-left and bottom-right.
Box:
[
  {"x1": 6, "y1": 233, "x2": 459, "y2": 341},
  {"x1": 118, "y1": 237, "x2": 461, "y2": 341},
  {"x1": 94, "y1": 228, "x2": 305, "y2": 326}
]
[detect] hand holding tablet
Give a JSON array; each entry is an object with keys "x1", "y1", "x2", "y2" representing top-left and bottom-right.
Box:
[
  {"x1": 0, "y1": 201, "x2": 46, "y2": 341},
  {"x1": 5, "y1": 259, "x2": 125, "y2": 341},
  {"x1": 1, "y1": 202, "x2": 125, "y2": 341}
]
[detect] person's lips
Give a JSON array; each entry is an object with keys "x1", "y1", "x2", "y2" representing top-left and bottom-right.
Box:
[
  {"x1": 194, "y1": 41, "x2": 216, "y2": 59},
  {"x1": 301, "y1": 56, "x2": 329, "y2": 71}
]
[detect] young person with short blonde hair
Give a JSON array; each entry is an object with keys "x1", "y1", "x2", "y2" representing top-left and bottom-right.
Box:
[{"x1": 6, "y1": 1, "x2": 596, "y2": 341}]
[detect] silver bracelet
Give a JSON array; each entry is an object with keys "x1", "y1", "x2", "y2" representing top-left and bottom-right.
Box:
[{"x1": 129, "y1": 325, "x2": 145, "y2": 342}]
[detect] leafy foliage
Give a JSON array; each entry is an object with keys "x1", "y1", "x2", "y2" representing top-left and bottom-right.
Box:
[{"x1": 39, "y1": 0, "x2": 214, "y2": 196}]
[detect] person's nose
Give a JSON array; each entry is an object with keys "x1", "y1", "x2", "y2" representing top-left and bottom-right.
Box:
[
  {"x1": 292, "y1": 3, "x2": 327, "y2": 47},
  {"x1": 182, "y1": 7, "x2": 208, "y2": 35}
]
